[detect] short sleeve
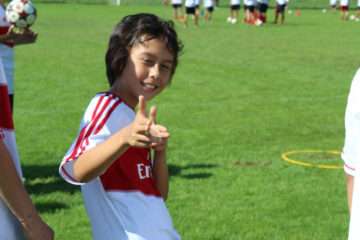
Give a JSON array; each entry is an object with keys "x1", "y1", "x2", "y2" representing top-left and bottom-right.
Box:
[{"x1": 59, "y1": 93, "x2": 132, "y2": 185}]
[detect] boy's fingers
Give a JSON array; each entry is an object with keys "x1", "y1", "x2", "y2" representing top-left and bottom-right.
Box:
[
  {"x1": 137, "y1": 95, "x2": 147, "y2": 116},
  {"x1": 149, "y1": 106, "x2": 157, "y2": 124},
  {"x1": 156, "y1": 125, "x2": 168, "y2": 133}
]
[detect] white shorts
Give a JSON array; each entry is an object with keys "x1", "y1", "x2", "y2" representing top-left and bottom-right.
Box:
[
  {"x1": 0, "y1": 44, "x2": 14, "y2": 95},
  {"x1": 342, "y1": 68, "x2": 360, "y2": 176}
]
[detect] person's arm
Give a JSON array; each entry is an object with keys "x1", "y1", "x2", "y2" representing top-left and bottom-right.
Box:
[
  {"x1": 152, "y1": 149, "x2": 169, "y2": 200},
  {"x1": 0, "y1": 140, "x2": 54, "y2": 240},
  {"x1": 0, "y1": 27, "x2": 37, "y2": 45},
  {"x1": 347, "y1": 173, "x2": 355, "y2": 212},
  {"x1": 72, "y1": 96, "x2": 152, "y2": 182},
  {"x1": 148, "y1": 107, "x2": 170, "y2": 200}
]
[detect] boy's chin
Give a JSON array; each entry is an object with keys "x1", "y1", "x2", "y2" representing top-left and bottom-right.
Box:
[{"x1": 141, "y1": 93, "x2": 157, "y2": 101}]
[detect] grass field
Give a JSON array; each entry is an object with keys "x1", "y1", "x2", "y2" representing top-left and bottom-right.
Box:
[{"x1": 11, "y1": 2, "x2": 360, "y2": 239}]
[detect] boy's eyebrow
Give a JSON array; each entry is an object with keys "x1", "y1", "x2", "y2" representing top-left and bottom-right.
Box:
[{"x1": 141, "y1": 53, "x2": 174, "y2": 64}]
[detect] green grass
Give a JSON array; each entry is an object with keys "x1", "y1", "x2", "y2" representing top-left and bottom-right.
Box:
[{"x1": 12, "y1": 3, "x2": 359, "y2": 239}]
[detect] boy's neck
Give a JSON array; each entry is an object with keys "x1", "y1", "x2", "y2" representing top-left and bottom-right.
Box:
[{"x1": 109, "y1": 87, "x2": 137, "y2": 110}]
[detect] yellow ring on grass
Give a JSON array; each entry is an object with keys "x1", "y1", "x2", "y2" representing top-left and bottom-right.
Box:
[{"x1": 281, "y1": 150, "x2": 342, "y2": 169}]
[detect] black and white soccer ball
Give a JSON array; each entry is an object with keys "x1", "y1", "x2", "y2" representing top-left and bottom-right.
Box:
[{"x1": 5, "y1": 0, "x2": 37, "y2": 29}]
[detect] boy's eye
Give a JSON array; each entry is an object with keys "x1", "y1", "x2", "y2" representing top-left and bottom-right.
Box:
[
  {"x1": 143, "y1": 58, "x2": 154, "y2": 65},
  {"x1": 160, "y1": 64, "x2": 171, "y2": 71}
]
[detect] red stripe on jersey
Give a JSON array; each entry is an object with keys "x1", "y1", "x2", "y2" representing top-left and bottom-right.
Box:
[
  {"x1": 69, "y1": 97, "x2": 122, "y2": 163},
  {"x1": 94, "y1": 99, "x2": 121, "y2": 135},
  {"x1": 65, "y1": 95, "x2": 119, "y2": 162},
  {"x1": 0, "y1": 85, "x2": 14, "y2": 130},
  {"x1": 65, "y1": 95, "x2": 113, "y2": 162},
  {"x1": 0, "y1": 27, "x2": 14, "y2": 47},
  {"x1": 92, "y1": 95, "x2": 104, "y2": 120}
]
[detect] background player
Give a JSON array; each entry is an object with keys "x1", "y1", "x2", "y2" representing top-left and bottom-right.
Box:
[
  {"x1": 204, "y1": 0, "x2": 215, "y2": 21},
  {"x1": 185, "y1": 0, "x2": 199, "y2": 26},
  {"x1": 343, "y1": 69, "x2": 360, "y2": 240},
  {"x1": 171, "y1": 0, "x2": 184, "y2": 20},
  {"x1": 0, "y1": 0, "x2": 37, "y2": 112},
  {"x1": 227, "y1": 0, "x2": 241, "y2": 24},
  {"x1": 274, "y1": 0, "x2": 287, "y2": 24}
]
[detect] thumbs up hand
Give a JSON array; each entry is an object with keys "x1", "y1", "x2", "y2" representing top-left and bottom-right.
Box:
[
  {"x1": 125, "y1": 95, "x2": 152, "y2": 148},
  {"x1": 126, "y1": 96, "x2": 169, "y2": 150}
]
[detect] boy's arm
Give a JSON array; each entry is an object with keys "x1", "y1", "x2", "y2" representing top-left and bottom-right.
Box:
[
  {"x1": 0, "y1": 140, "x2": 54, "y2": 240},
  {"x1": 72, "y1": 96, "x2": 152, "y2": 183},
  {"x1": 148, "y1": 107, "x2": 170, "y2": 200},
  {"x1": 153, "y1": 149, "x2": 169, "y2": 200},
  {"x1": 73, "y1": 127, "x2": 133, "y2": 182}
]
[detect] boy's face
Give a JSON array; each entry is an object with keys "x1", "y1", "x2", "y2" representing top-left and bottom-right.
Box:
[{"x1": 116, "y1": 37, "x2": 174, "y2": 107}]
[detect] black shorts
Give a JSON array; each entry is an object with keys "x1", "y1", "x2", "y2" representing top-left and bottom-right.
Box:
[
  {"x1": 231, "y1": 4, "x2": 241, "y2": 10},
  {"x1": 172, "y1": 4, "x2": 182, "y2": 8},
  {"x1": 186, "y1": 7, "x2": 196, "y2": 14},
  {"x1": 257, "y1": 3, "x2": 268, "y2": 13},
  {"x1": 244, "y1": 5, "x2": 255, "y2": 12},
  {"x1": 276, "y1": 3, "x2": 286, "y2": 13},
  {"x1": 206, "y1": 6, "x2": 214, "y2": 12}
]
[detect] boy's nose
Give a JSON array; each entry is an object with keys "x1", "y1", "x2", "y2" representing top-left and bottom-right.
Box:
[{"x1": 149, "y1": 65, "x2": 160, "y2": 80}]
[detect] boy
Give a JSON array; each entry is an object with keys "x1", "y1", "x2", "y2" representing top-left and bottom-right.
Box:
[
  {"x1": 204, "y1": 0, "x2": 215, "y2": 21},
  {"x1": 274, "y1": 0, "x2": 287, "y2": 24},
  {"x1": 256, "y1": 0, "x2": 269, "y2": 23},
  {"x1": 0, "y1": 59, "x2": 53, "y2": 240},
  {"x1": 227, "y1": 0, "x2": 241, "y2": 24},
  {"x1": 185, "y1": 0, "x2": 199, "y2": 26},
  {"x1": 0, "y1": 0, "x2": 37, "y2": 112},
  {"x1": 330, "y1": 0, "x2": 338, "y2": 10},
  {"x1": 244, "y1": 0, "x2": 256, "y2": 24},
  {"x1": 171, "y1": 0, "x2": 184, "y2": 20},
  {"x1": 340, "y1": 0, "x2": 349, "y2": 20},
  {"x1": 59, "y1": 13, "x2": 183, "y2": 240},
  {"x1": 343, "y1": 69, "x2": 360, "y2": 240}
]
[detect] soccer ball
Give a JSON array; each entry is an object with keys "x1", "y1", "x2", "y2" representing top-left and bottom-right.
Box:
[{"x1": 5, "y1": 0, "x2": 37, "y2": 29}]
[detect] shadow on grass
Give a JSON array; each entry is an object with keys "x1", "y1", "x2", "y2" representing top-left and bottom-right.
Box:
[
  {"x1": 35, "y1": 202, "x2": 69, "y2": 214},
  {"x1": 23, "y1": 164, "x2": 78, "y2": 195},
  {"x1": 168, "y1": 163, "x2": 218, "y2": 179}
]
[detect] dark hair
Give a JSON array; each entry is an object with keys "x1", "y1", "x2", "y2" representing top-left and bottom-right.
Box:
[{"x1": 105, "y1": 13, "x2": 183, "y2": 86}]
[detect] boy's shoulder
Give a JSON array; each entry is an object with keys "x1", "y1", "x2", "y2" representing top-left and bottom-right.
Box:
[{"x1": 82, "y1": 92, "x2": 134, "y2": 126}]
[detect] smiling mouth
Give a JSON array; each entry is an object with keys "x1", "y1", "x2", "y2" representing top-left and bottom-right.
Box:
[{"x1": 141, "y1": 82, "x2": 158, "y2": 91}]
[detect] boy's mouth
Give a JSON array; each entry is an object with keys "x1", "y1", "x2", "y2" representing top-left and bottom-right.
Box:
[{"x1": 141, "y1": 81, "x2": 158, "y2": 92}]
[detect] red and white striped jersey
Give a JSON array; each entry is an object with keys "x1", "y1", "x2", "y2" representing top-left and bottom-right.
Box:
[
  {"x1": 0, "y1": 5, "x2": 15, "y2": 94},
  {"x1": 0, "y1": 58, "x2": 24, "y2": 239},
  {"x1": 59, "y1": 92, "x2": 180, "y2": 240}
]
